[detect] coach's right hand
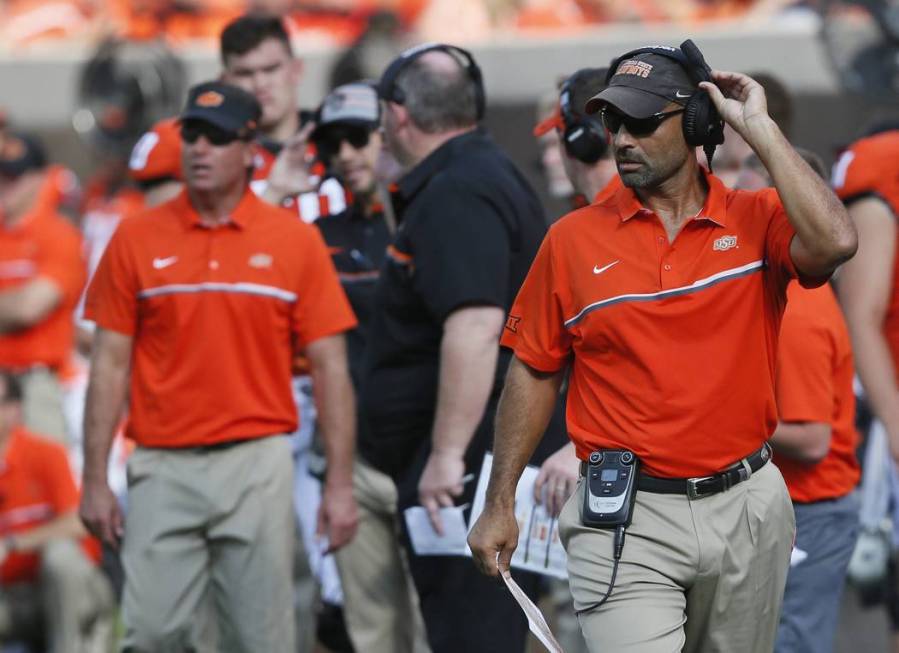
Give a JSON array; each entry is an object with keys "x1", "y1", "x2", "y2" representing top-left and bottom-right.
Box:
[
  {"x1": 468, "y1": 505, "x2": 519, "y2": 577},
  {"x1": 80, "y1": 480, "x2": 124, "y2": 550}
]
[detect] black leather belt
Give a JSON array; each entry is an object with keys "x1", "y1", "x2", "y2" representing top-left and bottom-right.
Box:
[{"x1": 579, "y1": 443, "x2": 771, "y2": 500}]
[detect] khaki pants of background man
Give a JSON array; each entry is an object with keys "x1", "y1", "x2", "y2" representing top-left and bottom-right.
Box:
[
  {"x1": 559, "y1": 461, "x2": 795, "y2": 653},
  {"x1": 0, "y1": 538, "x2": 115, "y2": 653},
  {"x1": 19, "y1": 366, "x2": 68, "y2": 444},
  {"x1": 335, "y1": 459, "x2": 431, "y2": 653},
  {"x1": 121, "y1": 435, "x2": 295, "y2": 653}
]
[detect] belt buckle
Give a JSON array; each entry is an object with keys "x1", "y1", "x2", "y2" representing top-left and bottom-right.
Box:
[{"x1": 686, "y1": 475, "x2": 715, "y2": 500}]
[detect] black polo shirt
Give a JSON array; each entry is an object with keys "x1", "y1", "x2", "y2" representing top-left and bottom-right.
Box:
[
  {"x1": 314, "y1": 201, "x2": 391, "y2": 388},
  {"x1": 358, "y1": 128, "x2": 554, "y2": 480}
]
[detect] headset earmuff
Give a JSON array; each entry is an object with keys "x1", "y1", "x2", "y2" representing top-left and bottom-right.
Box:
[{"x1": 560, "y1": 71, "x2": 607, "y2": 165}]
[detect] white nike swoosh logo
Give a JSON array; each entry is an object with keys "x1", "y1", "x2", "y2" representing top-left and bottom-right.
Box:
[
  {"x1": 593, "y1": 260, "x2": 620, "y2": 275},
  {"x1": 675, "y1": 91, "x2": 692, "y2": 99},
  {"x1": 152, "y1": 256, "x2": 178, "y2": 269}
]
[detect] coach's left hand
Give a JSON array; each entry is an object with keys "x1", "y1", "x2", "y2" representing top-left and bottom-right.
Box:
[{"x1": 317, "y1": 482, "x2": 358, "y2": 553}]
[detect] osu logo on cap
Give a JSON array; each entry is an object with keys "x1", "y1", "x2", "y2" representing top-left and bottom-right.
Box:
[
  {"x1": 196, "y1": 91, "x2": 225, "y2": 108},
  {"x1": 0, "y1": 137, "x2": 25, "y2": 161}
]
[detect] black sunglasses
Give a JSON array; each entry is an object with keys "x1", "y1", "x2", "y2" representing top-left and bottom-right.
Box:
[
  {"x1": 600, "y1": 107, "x2": 685, "y2": 137},
  {"x1": 180, "y1": 121, "x2": 242, "y2": 146},
  {"x1": 314, "y1": 125, "x2": 372, "y2": 159}
]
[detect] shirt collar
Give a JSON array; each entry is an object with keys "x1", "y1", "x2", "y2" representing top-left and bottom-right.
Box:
[
  {"x1": 174, "y1": 186, "x2": 259, "y2": 230},
  {"x1": 397, "y1": 128, "x2": 484, "y2": 200},
  {"x1": 613, "y1": 167, "x2": 728, "y2": 227}
]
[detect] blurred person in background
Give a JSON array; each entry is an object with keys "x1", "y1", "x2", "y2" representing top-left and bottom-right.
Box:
[
  {"x1": 0, "y1": 370, "x2": 113, "y2": 653},
  {"x1": 533, "y1": 85, "x2": 577, "y2": 211},
  {"x1": 329, "y1": 10, "x2": 405, "y2": 90},
  {"x1": 368, "y1": 42, "x2": 563, "y2": 653},
  {"x1": 0, "y1": 133, "x2": 86, "y2": 445},
  {"x1": 220, "y1": 12, "x2": 347, "y2": 221},
  {"x1": 310, "y1": 81, "x2": 429, "y2": 653},
  {"x1": 79, "y1": 81, "x2": 358, "y2": 653},
  {"x1": 832, "y1": 126, "x2": 899, "y2": 653},
  {"x1": 736, "y1": 151, "x2": 861, "y2": 653}
]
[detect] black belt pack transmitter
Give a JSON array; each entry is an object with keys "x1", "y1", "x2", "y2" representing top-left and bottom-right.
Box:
[{"x1": 582, "y1": 450, "x2": 640, "y2": 529}]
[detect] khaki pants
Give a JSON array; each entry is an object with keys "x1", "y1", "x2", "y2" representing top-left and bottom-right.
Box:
[
  {"x1": 0, "y1": 539, "x2": 115, "y2": 653},
  {"x1": 121, "y1": 436, "x2": 296, "y2": 653},
  {"x1": 19, "y1": 366, "x2": 67, "y2": 444},
  {"x1": 334, "y1": 459, "x2": 430, "y2": 653},
  {"x1": 559, "y1": 461, "x2": 795, "y2": 653}
]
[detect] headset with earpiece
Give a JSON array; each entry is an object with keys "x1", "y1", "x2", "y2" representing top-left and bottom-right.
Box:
[
  {"x1": 604, "y1": 40, "x2": 724, "y2": 167},
  {"x1": 378, "y1": 42, "x2": 486, "y2": 121},
  {"x1": 559, "y1": 69, "x2": 608, "y2": 165}
]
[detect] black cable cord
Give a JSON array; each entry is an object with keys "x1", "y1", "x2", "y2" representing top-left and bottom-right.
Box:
[{"x1": 575, "y1": 524, "x2": 627, "y2": 615}]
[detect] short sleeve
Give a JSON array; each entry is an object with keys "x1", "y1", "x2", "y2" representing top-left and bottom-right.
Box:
[
  {"x1": 36, "y1": 218, "x2": 86, "y2": 303},
  {"x1": 410, "y1": 178, "x2": 510, "y2": 321},
  {"x1": 83, "y1": 223, "x2": 140, "y2": 336},
  {"x1": 776, "y1": 306, "x2": 834, "y2": 424},
  {"x1": 500, "y1": 228, "x2": 572, "y2": 372},
  {"x1": 38, "y1": 440, "x2": 79, "y2": 515},
  {"x1": 762, "y1": 189, "x2": 827, "y2": 289},
  {"x1": 291, "y1": 226, "x2": 357, "y2": 347}
]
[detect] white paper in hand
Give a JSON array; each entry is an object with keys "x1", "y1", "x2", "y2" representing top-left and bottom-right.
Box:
[
  {"x1": 499, "y1": 562, "x2": 565, "y2": 653},
  {"x1": 403, "y1": 506, "x2": 470, "y2": 556}
]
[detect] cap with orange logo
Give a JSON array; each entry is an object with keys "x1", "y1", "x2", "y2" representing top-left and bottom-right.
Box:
[
  {"x1": 0, "y1": 132, "x2": 46, "y2": 178},
  {"x1": 180, "y1": 81, "x2": 261, "y2": 138}
]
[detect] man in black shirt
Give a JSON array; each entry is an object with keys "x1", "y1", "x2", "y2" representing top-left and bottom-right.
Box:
[{"x1": 359, "y1": 43, "x2": 552, "y2": 653}]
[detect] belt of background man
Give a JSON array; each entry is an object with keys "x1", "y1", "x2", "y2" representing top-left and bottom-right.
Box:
[{"x1": 579, "y1": 443, "x2": 771, "y2": 500}]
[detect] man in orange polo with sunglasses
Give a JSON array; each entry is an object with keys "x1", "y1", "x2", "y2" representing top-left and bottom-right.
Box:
[
  {"x1": 79, "y1": 81, "x2": 358, "y2": 652},
  {"x1": 469, "y1": 43, "x2": 857, "y2": 652}
]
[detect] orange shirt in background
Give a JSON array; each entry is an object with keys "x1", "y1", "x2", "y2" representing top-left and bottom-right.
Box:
[
  {"x1": 84, "y1": 188, "x2": 356, "y2": 448},
  {"x1": 501, "y1": 171, "x2": 809, "y2": 478},
  {"x1": 0, "y1": 199, "x2": 85, "y2": 370},
  {"x1": 832, "y1": 130, "x2": 899, "y2": 381},
  {"x1": 773, "y1": 282, "x2": 860, "y2": 502},
  {"x1": 0, "y1": 426, "x2": 99, "y2": 584}
]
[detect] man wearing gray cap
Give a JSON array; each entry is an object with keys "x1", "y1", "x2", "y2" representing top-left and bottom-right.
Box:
[
  {"x1": 470, "y1": 41, "x2": 857, "y2": 652},
  {"x1": 79, "y1": 80, "x2": 358, "y2": 652}
]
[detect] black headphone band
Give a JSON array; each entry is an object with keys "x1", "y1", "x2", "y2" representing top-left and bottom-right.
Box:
[{"x1": 379, "y1": 42, "x2": 486, "y2": 120}]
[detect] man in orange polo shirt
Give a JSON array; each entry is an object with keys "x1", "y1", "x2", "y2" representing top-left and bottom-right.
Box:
[
  {"x1": 0, "y1": 370, "x2": 113, "y2": 653},
  {"x1": 79, "y1": 81, "x2": 358, "y2": 652},
  {"x1": 0, "y1": 133, "x2": 85, "y2": 444},
  {"x1": 469, "y1": 42, "x2": 857, "y2": 652}
]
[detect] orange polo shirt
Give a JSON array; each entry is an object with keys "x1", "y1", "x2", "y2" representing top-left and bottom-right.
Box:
[
  {"x1": 0, "y1": 426, "x2": 98, "y2": 584},
  {"x1": 0, "y1": 199, "x2": 85, "y2": 370},
  {"x1": 502, "y1": 170, "x2": 810, "y2": 478},
  {"x1": 832, "y1": 130, "x2": 899, "y2": 380},
  {"x1": 85, "y1": 188, "x2": 356, "y2": 448},
  {"x1": 773, "y1": 282, "x2": 859, "y2": 502}
]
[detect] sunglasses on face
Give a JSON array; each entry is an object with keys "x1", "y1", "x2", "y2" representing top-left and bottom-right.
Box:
[
  {"x1": 314, "y1": 126, "x2": 372, "y2": 159},
  {"x1": 180, "y1": 121, "x2": 242, "y2": 146},
  {"x1": 600, "y1": 107, "x2": 685, "y2": 137}
]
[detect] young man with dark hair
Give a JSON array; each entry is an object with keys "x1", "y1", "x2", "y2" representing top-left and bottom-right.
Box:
[{"x1": 470, "y1": 43, "x2": 856, "y2": 652}]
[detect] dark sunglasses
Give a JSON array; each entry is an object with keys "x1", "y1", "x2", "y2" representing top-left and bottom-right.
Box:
[
  {"x1": 180, "y1": 121, "x2": 242, "y2": 146},
  {"x1": 314, "y1": 125, "x2": 372, "y2": 159},
  {"x1": 600, "y1": 107, "x2": 685, "y2": 137}
]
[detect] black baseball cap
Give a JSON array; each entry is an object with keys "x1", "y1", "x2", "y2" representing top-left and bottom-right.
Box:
[
  {"x1": 311, "y1": 83, "x2": 380, "y2": 141},
  {"x1": 585, "y1": 49, "x2": 695, "y2": 119},
  {"x1": 180, "y1": 81, "x2": 261, "y2": 137},
  {"x1": 0, "y1": 132, "x2": 46, "y2": 178}
]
